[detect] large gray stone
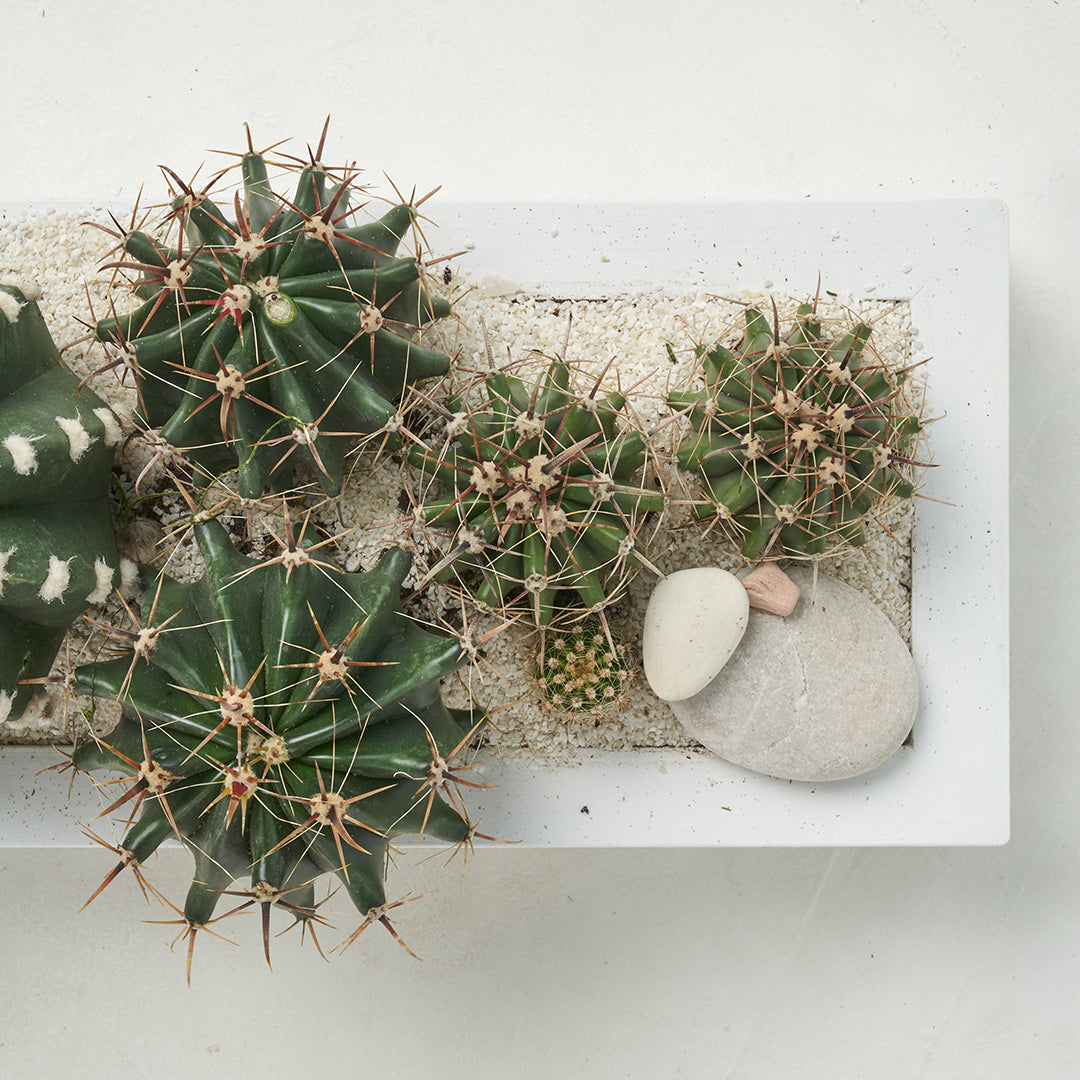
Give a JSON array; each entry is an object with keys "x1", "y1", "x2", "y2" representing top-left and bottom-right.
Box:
[{"x1": 669, "y1": 569, "x2": 918, "y2": 781}]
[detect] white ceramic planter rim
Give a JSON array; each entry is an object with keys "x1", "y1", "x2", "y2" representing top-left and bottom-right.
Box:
[{"x1": 0, "y1": 199, "x2": 1009, "y2": 847}]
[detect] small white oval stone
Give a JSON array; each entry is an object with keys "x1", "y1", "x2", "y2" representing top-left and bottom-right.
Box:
[
  {"x1": 642, "y1": 567, "x2": 749, "y2": 702},
  {"x1": 669, "y1": 570, "x2": 918, "y2": 781}
]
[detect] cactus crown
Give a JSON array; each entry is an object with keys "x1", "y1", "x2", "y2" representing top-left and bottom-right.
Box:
[
  {"x1": 408, "y1": 356, "x2": 664, "y2": 627},
  {"x1": 91, "y1": 121, "x2": 452, "y2": 500},
  {"x1": 0, "y1": 282, "x2": 121, "y2": 723},
  {"x1": 73, "y1": 518, "x2": 485, "y2": 977},
  {"x1": 668, "y1": 301, "x2": 925, "y2": 558}
]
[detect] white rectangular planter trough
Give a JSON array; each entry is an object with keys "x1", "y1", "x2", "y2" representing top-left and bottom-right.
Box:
[{"x1": 0, "y1": 201, "x2": 1009, "y2": 847}]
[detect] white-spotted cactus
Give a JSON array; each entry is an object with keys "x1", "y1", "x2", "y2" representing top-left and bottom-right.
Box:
[{"x1": 0, "y1": 282, "x2": 121, "y2": 723}]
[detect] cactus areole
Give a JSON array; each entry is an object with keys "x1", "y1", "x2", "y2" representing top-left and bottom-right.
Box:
[
  {"x1": 0, "y1": 283, "x2": 121, "y2": 723},
  {"x1": 93, "y1": 126, "x2": 453, "y2": 498},
  {"x1": 669, "y1": 304, "x2": 924, "y2": 559},
  {"x1": 74, "y1": 520, "x2": 485, "y2": 969}
]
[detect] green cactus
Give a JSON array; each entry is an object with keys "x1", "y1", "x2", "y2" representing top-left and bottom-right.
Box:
[
  {"x1": 408, "y1": 359, "x2": 665, "y2": 627},
  {"x1": 0, "y1": 282, "x2": 122, "y2": 724},
  {"x1": 92, "y1": 122, "x2": 452, "y2": 500},
  {"x1": 534, "y1": 619, "x2": 636, "y2": 723},
  {"x1": 668, "y1": 302, "x2": 924, "y2": 559},
  {"x1": 73, "y1": 517, "x2": 486, "y2": 976}
]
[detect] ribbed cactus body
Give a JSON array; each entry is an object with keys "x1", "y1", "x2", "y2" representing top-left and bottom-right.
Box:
[
  {"x1": 73, "y1": 519, "x2": 483, "y2": 961},
  {"x1": 94, "y1": 134, "x2": 452, "y2": 498},
  {"x1": 409, "y1": 360, "x2": 664, "y2": 626},
  {"x1": 0, "y1": 283, "x2": 121, "y2": 722},
  {"x1": 669, "y1": 304, "x2": 921, "y2": 558}
]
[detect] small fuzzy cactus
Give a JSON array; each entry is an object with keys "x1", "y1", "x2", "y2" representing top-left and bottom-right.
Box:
[
  {"x1": 92, "y1": 122, "x2": 452, "y2": 499},
  {"x1": 0, "y1": 282, "x2": 122, "y2": 723},
  {"x1": 408, "y1": 358, "x2": 664, "y2": 627},
  {"x1": 73, "y1": 517, "x2": 486, "y2": 975},
  {"x1": 534, "y1": 619, "x2": 636, "y2": 723},
  {"x1": 669, "y1": 302, "x2": 924, "y2": 558}
]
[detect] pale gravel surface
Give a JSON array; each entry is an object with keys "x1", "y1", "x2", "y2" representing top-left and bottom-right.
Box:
[{"x1": 0, "y1": 204, "x2": 926, "y2": 755}]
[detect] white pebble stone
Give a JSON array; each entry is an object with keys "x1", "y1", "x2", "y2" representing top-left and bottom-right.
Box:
[{"x1": 642, "y1": 567, "x2": 749, "y2": 702}]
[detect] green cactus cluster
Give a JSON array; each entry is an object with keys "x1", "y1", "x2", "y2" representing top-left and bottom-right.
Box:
[
  {"x1": 0, "y1": 282, "x2": 121, "y2": 724},
  {"x1": 73, "y1": 518, "x2": 485, "y2": 975},
  {"x1": 0, "y1": 116, "x2": 937, "y2": 971},
  {"x1": 668, "y1": 303, "x2": 923, "y2": 558},
  {"x1": 92, "y1": 123, "x2": 452, "y2": 500},
  {"x1": 534, "y1": 619, "x2": 636, "y2": 723},
  {"x1": 408, "y1": 358, "x2": 665, "y2": 627}
]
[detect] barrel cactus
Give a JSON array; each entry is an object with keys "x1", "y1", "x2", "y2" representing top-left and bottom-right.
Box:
[
  {"x1": 408, "y1": 359, "x2": 665, "y2": 627},
  {"x1": 92, "y1": 122, "x2": 453, "y2": 499},
  {"x1": 668, "y1": 302, "x2": 924, "y2": 558},
  {"x1": 73, "y1": 517, "x2": 486, "y2": 976},
  {"x1": 0, "y1": 281, "x2": 122, "y2": 724}
]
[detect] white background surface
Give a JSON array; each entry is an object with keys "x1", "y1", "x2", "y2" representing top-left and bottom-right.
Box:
[{"x1": 0, "y1": 1, "x2": 1071, "y2": 1077}]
